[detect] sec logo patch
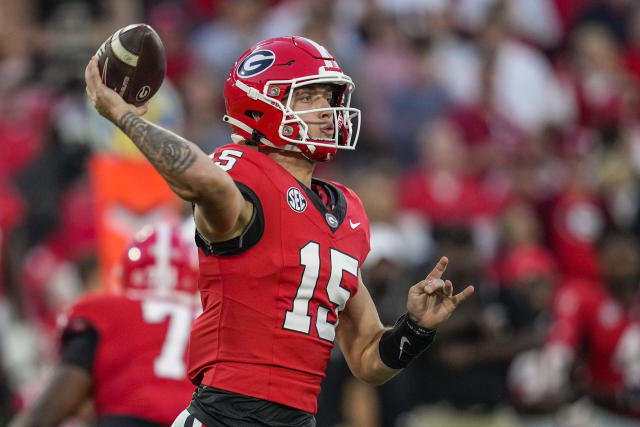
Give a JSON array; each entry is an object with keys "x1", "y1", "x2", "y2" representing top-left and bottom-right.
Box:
[{"x1": 287, "y1": 187, "x2": 307, "y2": 213}]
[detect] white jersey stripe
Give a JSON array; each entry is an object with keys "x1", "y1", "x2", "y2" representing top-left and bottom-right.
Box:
[{"x1": 170, "y1": 409, "x2": 190, "y2": 427}]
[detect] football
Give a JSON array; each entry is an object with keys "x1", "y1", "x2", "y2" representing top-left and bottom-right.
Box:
[{"x1": 95, "y1": 23, "x2": 166, "y2": 106}]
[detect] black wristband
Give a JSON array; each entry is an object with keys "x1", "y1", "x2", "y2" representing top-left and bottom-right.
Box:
[{"x1": 378, "y1": 314, "x2": 436, "y2": 369}]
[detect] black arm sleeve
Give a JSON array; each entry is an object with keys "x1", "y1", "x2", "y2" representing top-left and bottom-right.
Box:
[
  {"x1": 60, "y1": 319, "x2": 99, "y2": 373},
  {"x1": 195, "y1": 181, "x2": 265, "y2": 256}
]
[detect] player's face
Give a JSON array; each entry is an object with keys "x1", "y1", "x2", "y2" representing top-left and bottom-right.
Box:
[{"x1": 291, "y1": 85, "x2": 336, "y2": 139}]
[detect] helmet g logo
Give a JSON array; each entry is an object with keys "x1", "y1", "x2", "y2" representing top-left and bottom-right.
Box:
[
  {"x1": 238, "y1": 50, "x2": 276, "y2": 77},
  {"x1": 287, "y1": 187, "x2": 307, "y2": 213}
]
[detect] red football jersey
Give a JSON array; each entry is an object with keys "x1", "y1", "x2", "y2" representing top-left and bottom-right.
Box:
[
  {"x1": 547, "y1": 278, "x2": 640, "y2": 416},
  {"x1": 188, "y1": 144, "x2": 371, "y2": 413},
  {"x1": 63, "y1": 291, "x2": 200, "y2": 424}
]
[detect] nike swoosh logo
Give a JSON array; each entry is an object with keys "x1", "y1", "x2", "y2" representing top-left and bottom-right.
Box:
[
  {"x1": 399, "y1": 336, "x2": 410, "y2": 359},
  {"x1": 350, "y1": 220, "x2": 360, "y2": 229}
]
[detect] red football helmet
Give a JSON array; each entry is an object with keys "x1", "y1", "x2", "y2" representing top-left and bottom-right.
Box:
[
  {"x1": 223, "y1": 36, "x2": 361, "y2": 162},
  {"x1": 121, "y1": 222, "x2": 198, "y2": 295}
]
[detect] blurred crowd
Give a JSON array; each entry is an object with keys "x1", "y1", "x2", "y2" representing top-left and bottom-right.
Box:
[{"x1": 2, "y1": 0, "x2": 640, "y2": 426}]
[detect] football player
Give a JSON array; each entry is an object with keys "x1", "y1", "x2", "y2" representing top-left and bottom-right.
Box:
[
  {"x1": 509, "y1": 228, "x2": 640, "y2": 425},
  {"x1": 84, "y1": 36, "x2": 475, "y2": 426},
  {"x1": 9, "y1": 222, "x2": 202, "y2": 427}
]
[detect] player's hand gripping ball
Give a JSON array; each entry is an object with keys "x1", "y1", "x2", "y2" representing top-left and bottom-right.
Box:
[{"x1": 95, "y1": 23, "x2": 166, "y2": 106}]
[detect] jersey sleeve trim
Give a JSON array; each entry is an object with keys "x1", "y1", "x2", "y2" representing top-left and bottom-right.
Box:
[
  {"x1": 196, "y1": 181, "x2": 265, "y2": 256},
  {"x1": 60, "y1": 320, "x2": 99, "y2": 373}
]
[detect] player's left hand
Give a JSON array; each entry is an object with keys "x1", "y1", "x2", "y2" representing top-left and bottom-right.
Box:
[{"x1": 406, "y1": 257, "x2": 474, "y2": 329}]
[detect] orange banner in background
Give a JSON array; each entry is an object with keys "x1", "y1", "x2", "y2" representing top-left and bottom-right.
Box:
[{"x1": 89, "y1": 153, "x2": 184, "y2": 291}]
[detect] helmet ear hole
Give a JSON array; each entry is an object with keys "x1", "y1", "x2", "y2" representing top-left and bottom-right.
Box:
[{"x1": 244, "y1": 110, "x2": 264, "y2": 121}]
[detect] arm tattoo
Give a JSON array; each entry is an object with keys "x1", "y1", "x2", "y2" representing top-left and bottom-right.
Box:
[{"x1": 119, "y1": 112, "x2": 197, "y2": 174}]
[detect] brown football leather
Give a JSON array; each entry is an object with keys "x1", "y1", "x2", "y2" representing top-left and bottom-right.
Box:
[{"x1": 96, "y1": 24, "x2": 166, "y2": 106}]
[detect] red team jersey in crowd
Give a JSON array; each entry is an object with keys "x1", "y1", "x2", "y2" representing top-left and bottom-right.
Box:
[
  {"x1": 188, "y1": 144, "x2": 371, "y2": 413},
  {"x1": 547, "y1": 278, "x2": 640, "y2": 417},
  {"x1": 63, "y1": 291, "x2": 200, "y2": 424}
]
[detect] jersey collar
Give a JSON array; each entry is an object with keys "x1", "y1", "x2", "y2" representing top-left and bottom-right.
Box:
[{"x1": 297, "y1": 178, "x2": 347, "y2": 233}]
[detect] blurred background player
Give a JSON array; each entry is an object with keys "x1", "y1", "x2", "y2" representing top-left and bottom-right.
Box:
[
  {"x1": 508, "y1": 227, "x2": 640, "y2": 427},
  {"x1": 8, "y1": 221, "x2": 201, "y2": 427}
]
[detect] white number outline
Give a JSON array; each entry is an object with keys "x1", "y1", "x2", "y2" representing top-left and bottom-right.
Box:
[
  {"x1": 213, "y1": 149, "x2": 244, "y2": 172},
  {"x1": 142, "y1": 299, "x2": 198, "y2": 380},
  {"x1": 283, "y1": 241, "x2": 358, "y2": 342}
]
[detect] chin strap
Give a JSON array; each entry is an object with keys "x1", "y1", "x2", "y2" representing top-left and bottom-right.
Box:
[
  {"x1": 235, "y1": 80, "x2": 262, "y2": 100},
  {"x1": 223, "y1": 115, "x2": 259, "y2": 139}
]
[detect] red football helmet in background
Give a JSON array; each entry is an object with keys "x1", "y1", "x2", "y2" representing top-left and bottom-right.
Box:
[
  {"x1": 223, "y1": 36, "x2": 361, "y2": 162},
  {"x1": 121, "y1": 222, "x2": 198, "y2": 295}
]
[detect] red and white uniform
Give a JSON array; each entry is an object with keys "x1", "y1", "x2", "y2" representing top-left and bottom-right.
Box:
[
  {"x1": 547, "y1": 277, "x2": 640, "y2": 418},
  {"x1": 188, "y1": 144, "x2": 371, "y2": 413},
  {"x1": 64, "y1": 291, "x2": 200, "y2": 424}
]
